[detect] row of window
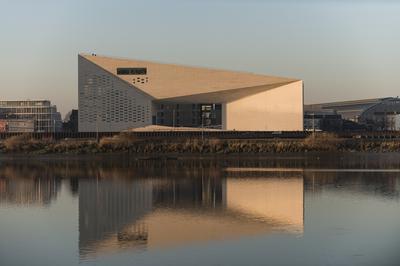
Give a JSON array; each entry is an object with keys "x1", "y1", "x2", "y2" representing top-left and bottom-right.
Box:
[
  {"x1": 159, "y1": 104, "x2": 189, "y2": 110},
  {"x1": 158, "y1": 104, "x2": 222, "y2": 111},
  {"x1": 117, "y1": 68, "x2": 147, "y2": 75},
  {"x1": 0, "y1": 101, "x2": 50, "y2": 107},
  {"x1": 157, "y1": 111, "x2": 203, "y2": 118}
]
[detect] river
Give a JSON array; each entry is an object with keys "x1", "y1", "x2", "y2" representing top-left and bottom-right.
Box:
[{"x1": 0, "y1": 153, "x2": 399, "y2": 265}]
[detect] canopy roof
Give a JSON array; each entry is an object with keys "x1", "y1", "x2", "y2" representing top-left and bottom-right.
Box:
[{"x1": 80, "y1": 54, "x2": 300, "y2": 102}]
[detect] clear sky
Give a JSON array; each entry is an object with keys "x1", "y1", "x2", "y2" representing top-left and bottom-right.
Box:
[{"x1": 0, "y1": 0, "x2": 399, "y2": 116}]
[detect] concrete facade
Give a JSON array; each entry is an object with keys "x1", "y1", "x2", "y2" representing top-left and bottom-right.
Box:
[
  {"x1": 79, "y1": 54, "x2": 304, "y2": 132},
  {"x1": 224, "y1": 81, "x2": 303, "y2": 131}
]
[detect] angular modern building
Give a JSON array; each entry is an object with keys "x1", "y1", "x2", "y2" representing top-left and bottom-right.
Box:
[{"x1": 78, "y1": 54, "x2": 304, "y2": 132}]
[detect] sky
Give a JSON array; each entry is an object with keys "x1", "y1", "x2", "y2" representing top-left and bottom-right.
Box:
[{"x1": 0, "y1": 0, "x2": 399, "y2": 116}]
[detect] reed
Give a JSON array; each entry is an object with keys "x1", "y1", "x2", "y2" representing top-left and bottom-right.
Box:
[{"x1": 1, "y1": 132, "x2": 399, "y2": 154}]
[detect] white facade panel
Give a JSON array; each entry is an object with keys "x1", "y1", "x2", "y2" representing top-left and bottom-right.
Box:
[{"x1": 78, "y1": 56, "x2": 153, "y2": 132}]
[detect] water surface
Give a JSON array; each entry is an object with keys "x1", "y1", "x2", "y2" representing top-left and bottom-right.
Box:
[{"x1": 0, "y1": 153, "x2": 399, "y2": 265}]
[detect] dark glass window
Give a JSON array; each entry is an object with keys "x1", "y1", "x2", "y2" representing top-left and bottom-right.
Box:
[{"x1": 117, "y1": 68, "x2": 147, "y2": 75}]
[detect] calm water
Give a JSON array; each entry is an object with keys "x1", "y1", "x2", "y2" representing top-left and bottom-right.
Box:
[{"x1": 0, "y1": 153, "x2": 399, "y2": 266}]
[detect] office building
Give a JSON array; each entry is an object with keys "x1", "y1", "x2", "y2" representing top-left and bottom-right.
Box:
[
  {"x1": 78, "y1": 54, "x2": 304, "y2": 132},
  {"x1": 0, "y1": 100, "x2": 62, "y2": 132}
]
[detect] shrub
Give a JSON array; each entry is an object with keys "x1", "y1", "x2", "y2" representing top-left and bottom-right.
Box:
[
  {"x1": 99, "y1": 133, "x2": 137, "y2": 151},
  {"x1": 4, "y1": 134, "x2": 35, "y2": 152},
  {"x1": 303, "y1": 133, "x2": 341, "y2": 151}
]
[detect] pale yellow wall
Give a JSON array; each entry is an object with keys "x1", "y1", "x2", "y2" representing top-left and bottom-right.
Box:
[{"x1": 224, "y1": 81, "x2": 303, "y2": 131}]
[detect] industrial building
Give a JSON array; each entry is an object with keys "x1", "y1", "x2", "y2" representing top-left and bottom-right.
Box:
[
  {"x1": 305, "y1": 97, "x2": 400, "y2": 131},
  {"x1": 303, "y1": 111, "x2": 343, "y2": 132},
  {"x1": 0, "y1": 100, "x2": 62, "y2": 132},
  {"x1": 78, "y1": 54, "x2": 304, "y2": 132}
]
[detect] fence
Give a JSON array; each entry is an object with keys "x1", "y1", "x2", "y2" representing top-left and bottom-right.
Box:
[{"x1": 0, "y1": 131, "x2": 400, "y2": 140}]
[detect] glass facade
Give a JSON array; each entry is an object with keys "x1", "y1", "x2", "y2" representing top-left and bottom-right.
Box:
[
  {"x1": 117, "y1": 68, "x2": 147, "y2": 75},
  {"x1": 0, "y1": 100, "x2": 62, "y2": 132},
  {"x1": 154, "y1": 103, "x2": 222, "y2": 129}
]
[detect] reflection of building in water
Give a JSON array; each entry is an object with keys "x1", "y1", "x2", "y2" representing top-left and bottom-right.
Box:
[
  {"x1": 78, "y1": 173, "x2": 304, "y2": 257},
  {"x1": 79, "y1": 176, "x2": 224, "y2": 255},
  {"x1": 0, "y1": 178, "x2": 60, "y2": 206},
  {"x1": 79, "y1": 179, "x2": 153, "y2": 254},
  {"x1": 152, "y1": 177, "x2": 225, "y2": 209},
  {"x1": 226, "y1": 178, "x2": 304, "y2": 232}
]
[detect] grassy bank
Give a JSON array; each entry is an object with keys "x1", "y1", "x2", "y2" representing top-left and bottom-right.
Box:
[{"x1": 0, "y1": 133, "x2": 399, "y2": 155}]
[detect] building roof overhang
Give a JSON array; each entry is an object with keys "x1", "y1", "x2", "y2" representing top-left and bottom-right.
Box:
[{"x1": 80, "y1": 53, "x2": 301, "y2": 102}]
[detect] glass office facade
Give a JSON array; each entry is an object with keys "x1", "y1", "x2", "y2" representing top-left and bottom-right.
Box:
[
  {"x1": 153, "y1": 103, "x2": 222, "y2": 129},
  {"x1": 0, "y1": 100, "x2": 62, "y2": 132}
]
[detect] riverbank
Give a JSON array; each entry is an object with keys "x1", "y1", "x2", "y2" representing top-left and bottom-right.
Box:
[{"x1": 1, "y1": 133, "x2": 400, "y2": 155}]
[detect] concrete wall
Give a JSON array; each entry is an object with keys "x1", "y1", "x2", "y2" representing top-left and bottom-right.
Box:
[
  {"x1": 223, "y1": 81, "x2": 303, "y2": 131},
  {"x1": 79, "y1": 56, "x2": 153, "y2": 132}
]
